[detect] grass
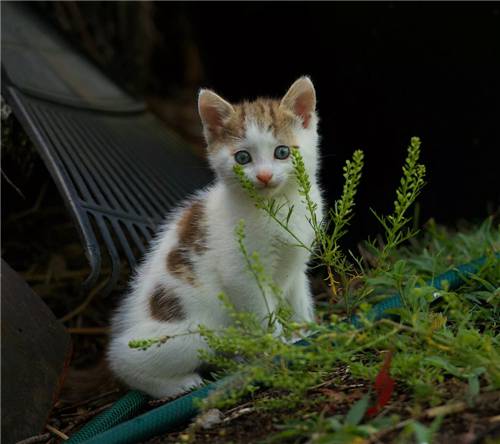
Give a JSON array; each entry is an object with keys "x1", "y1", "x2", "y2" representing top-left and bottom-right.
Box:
[{"x1": 132, "y1": 138, "x2": 499, "y2": 443}]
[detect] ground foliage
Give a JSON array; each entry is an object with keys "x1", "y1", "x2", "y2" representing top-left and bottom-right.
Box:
[
  {"x1": 4, "y1": 133, "x2": 498, "y2": 443},
  {"x1": 138, "y1": 138, "x2": 500, "y2": 443}
]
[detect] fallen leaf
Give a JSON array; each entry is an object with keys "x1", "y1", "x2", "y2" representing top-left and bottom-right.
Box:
[{"x1": 367, "y1": 350, "x2": 395, "y2": 416}]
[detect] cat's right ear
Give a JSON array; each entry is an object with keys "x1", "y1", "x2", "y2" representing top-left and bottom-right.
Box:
[
  {"x1": 198, "y1": 89, "x2": 235, "y2": 142},
  {"x1": 280, "y1": 76, "x2": 316, "y2": 129}
]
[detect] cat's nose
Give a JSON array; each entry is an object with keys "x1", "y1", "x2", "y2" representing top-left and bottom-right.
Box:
[{"x1": 256, "y1": 171, "x2": 273, "y2": 185}]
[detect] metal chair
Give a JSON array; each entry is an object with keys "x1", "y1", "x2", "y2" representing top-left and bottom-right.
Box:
[{"x1": 1, "y1": 2, "x2": 212, "y2": 296}]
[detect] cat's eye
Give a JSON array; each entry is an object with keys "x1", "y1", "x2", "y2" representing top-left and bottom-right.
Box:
[
  {"x1": 274, "y1": 145, "x2": 290, "y2": 160},
  {"x1": 234, "y1": 150, "x2": 252, "y2": 165}
]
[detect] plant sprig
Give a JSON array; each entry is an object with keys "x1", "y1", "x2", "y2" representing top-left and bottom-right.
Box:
[
  {"x1": 126, "y1": 137, "x2": 500, "y2": 444},
  {"x1": 233, "y1": 163, "x2": 312, "y2": 252},
  {"x1": 234, "y1": 147, "x2": 365, "y2": 300},
  {"x1": 370, "y1": 137, "x2": 426, "y2": 268}
]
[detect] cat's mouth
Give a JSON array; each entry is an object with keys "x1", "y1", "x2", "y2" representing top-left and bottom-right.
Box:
[
  {"x1": 255, "y1": 181, "x2": 283, "y2": 196},
  {"x1": 255, "y1": 181, "x2": 278, "y2": 189}
]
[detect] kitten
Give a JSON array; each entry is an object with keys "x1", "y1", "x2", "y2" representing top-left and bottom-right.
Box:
[{"x1": 107, "y1": 77, "x2": 324, "y2": 399}]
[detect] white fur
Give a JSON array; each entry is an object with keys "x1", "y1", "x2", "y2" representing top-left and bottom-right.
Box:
[{"x1": 108, "y1": 82, "x2": 324, "y2": 399}]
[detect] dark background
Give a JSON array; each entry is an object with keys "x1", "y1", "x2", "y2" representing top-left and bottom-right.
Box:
[
  {"x1": 180, "y1": 2, "x2": 500, "y2": 240},
  {"x1": 4, "y1": 2, "x2": 500, "y2": 249}
]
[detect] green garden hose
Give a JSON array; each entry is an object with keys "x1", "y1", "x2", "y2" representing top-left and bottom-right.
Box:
[
  {"x1": 67, "y1": 253, "x2": 499, "y2": 444},
  {"x1": 65, "y1": 391, "x2": 150, "y2": 444},
  {"x1": 68, "y1": 381, "x2": 227, "y2": 444},
  {"x1": 349, "y1": 253, "x2": 499, "y2": 327}
]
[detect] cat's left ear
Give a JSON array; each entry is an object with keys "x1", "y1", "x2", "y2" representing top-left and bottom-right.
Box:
[
  {"x1": 198, "y1": 89, "x2": 235, "y2": 142},
  {"x1": 280, "y1": 76, "x2": 316, "y2": 129}
]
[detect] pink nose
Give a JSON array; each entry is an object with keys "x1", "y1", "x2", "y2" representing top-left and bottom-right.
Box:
[{"x1": 256, "y1": 171, "x2": 273, "y2": 185}]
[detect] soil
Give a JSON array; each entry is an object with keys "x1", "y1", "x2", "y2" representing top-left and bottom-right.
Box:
[{"x1": 43, "y1": 375, "x2": 500, "y2": 444}]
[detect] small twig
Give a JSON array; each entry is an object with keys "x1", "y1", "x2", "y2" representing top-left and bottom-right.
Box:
[
  {"x1": 488, "y1": 414, "x2": 500, "y2": 423},
  {"x1": 59, "y1": 279, "x2": 108, "y2": 323},
  {"x1": 25, "y1": 269, "x2": 94, "y2": 283},
  {"x1": 326, "y1": 265, "x2": 338, "y2": 302},
  {"x1": 1, "y1": 169, "x2": 25, "y2": 199},
  {"x1": 222, "y1": 407, "x2": 254, "y2": 423},
  {"x1": 367, "y1": 418, "x2": 413, "y2": 443},
  {"x1": 309, "y1": 377, "x2": 340, "y2": 391},
  {"x1": 66, "y1": 327, "x2": 110, "y2": 335},
  {"x1": 425, "y1": 400, "x2": 466, "y2": 418},
  {"x1": 57, "y1": 388, "x2": 120, "y2": 412},
  {"x1": 71, "y1": 402, "x2": 114, "y2": 424},
  {"x1": 62, "y1": 402, "x2": 116, "y2": 438},
  {"x1": 61, "y1": 424, "x2": 77, "y2": 439},
  {"x1": 378, "y1": 318, "x2": 416, "y2": 333},
  {"x1": 148, "y1": 393, "x2": 183, "y2": 407},
  {"x1": 223, "y1": 401, "x2": 254, "y2": 416},
  {"x1": 7, "y1": 182, "x2": 48, "y2": 223},
  {"x1": 425, "y1": 390, "x2": 500, "y2": 418},
  {"x1": 15, "y1": 433, "x2": 51, "y2": 444},
  {"x1": 45, "y1": 425, "x2": 69, "y2": 441}
]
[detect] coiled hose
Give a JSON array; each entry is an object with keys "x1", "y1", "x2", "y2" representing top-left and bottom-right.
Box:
[{"x1": 67, "y1": 253, "x2": 499, "y2": 444}]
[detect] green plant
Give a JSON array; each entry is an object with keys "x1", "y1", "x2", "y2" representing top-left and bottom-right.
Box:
[
  {"x1": 234, "y1": 147, "x2": 365, "y2": 311},
  {"x1": 367, "y1": 137, "x2": 427, "y2": 269},
  {"x1": 234, "y1": 219, "x2": 290, "y2": 330},
  {"x1": 217, "y1": 138, "x2": 497, "y2": 440},
  {"x1": 129, "y1": 138, "x2": 500, "y2": 443},
  {"x1": 266, "y1": 394, "x2": 395, "y2": 444}
]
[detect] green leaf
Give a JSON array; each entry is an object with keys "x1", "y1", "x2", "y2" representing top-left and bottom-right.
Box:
[
  {"x1": 411, "y1": 421, "x2": 431, "y2": 444},
  {"x1": 345, "y1": 393, "x2": 370, "y2": 426},
  {"x1": 467, "y1": 367, "x2": 485, "y2": 402},
  {"x1": 467, "y1": 374, "x2": 480, "y2": 399},
  {"x1": 327, "y1": 417, "x2": 343, "y2": 431},
  {"x1": 424, "y1": 356, "x2": 463, "y2": 377}
]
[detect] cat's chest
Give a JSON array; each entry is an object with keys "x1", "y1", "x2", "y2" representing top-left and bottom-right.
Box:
[
  {"x1": 208, "y1": 185, "x2": 322, "y2": 275},
  {"x1": 242, "y1": 204, "x2": 314, "y2": 263}
]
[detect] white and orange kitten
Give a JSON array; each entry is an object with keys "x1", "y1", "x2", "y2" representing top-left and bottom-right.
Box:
[{"x1": 108, "y1": 77, "x2": 324, "y2": 398}]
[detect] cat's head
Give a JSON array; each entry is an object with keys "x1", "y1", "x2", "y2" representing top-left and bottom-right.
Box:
[{"x1": 198, "y1": 77, "x2": 319, "y2": 196}]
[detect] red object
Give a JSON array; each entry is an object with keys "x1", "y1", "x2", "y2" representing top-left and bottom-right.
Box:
[{"x1": 367, "y1": 351, "x2": 395, "y2": 417}]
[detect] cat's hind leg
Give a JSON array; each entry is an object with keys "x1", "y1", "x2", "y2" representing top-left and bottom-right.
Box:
[{"x1": 107, "y1": 324, "x2": 209, "y2": 398}]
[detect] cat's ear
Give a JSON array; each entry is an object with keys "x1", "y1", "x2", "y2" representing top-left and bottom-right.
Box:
[
  {"x1": 198, "y1": 89, "x2": 235, "y2": 141},
  {"x1": 280, "y1": 76, "x2": 316, "y2": 129}
]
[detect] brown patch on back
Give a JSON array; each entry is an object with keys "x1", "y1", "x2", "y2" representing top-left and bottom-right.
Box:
[
  {"x1": 207, "y1": 98, "x2": 299, "y2": 152},
  {"x1": 177, "y1": 200, "x2": 208, "y2": 253},
  {"x1": 167, "y1": 248, "x2": 196, "y2": 285},
  {"x1": 150, "y1": 286, "x2": 185, "y2": 322},
  {"x1": 167, "y1": 200, "x2": 208, "y2": 285}
]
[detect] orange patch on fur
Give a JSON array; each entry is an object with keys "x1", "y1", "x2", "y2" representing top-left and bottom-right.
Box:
[{"x1": 207, "y1": 99, "x2": 299, "y2": 152}]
